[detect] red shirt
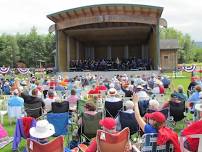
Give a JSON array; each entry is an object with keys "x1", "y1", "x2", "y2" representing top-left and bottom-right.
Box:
[
  {"x1": 88, "y1": 89, "x2": 100, "y2": 94},
  {"x1": 49, "y1": 81, "x2": 56, "y2": 87},
  {"x1": 96, "y1": 85, "x2": 107, "y2": 91},
  {"x1": 159, "y1": 86, "x2": 165, "y2": 94}
]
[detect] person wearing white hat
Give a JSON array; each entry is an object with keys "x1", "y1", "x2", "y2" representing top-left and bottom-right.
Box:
[
  {"x1": 105, "y1": 88, "x2": 121, "y2": 102},
  {"x1": 29, "y1": 120, "x2": 55, "y2": 144}
]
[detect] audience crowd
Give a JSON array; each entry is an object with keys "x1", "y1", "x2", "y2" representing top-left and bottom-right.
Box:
[{"x1": 1, "y1": 71, "x2": 202, "y2": 152}]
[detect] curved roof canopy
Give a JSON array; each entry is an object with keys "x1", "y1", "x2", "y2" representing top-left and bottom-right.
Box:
[{"x1": 47, "y1": 4, "x2": 163, "y2": 30}]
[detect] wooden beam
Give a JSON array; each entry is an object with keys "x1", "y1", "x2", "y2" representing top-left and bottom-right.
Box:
[
  {"x1": 89, "y1": 7, "x2": 94, "y2": 16},
  {"x1": 81, "y1": 8, "x2": 87, "y2": 17},
  {"x1": 58, "y1": 14, "x2": 65, "y2": 20},
  {"x1": 73, "y1": 10, "x2": 79, "y2": 18},
  {"x1": 50, "y1": 16, "x2": 58, "y2": 22},
  {"x1": 105, "y1": 6, "x2": 110, "y2": 14},
  {"x1": 98, "y1": 6, "x2": 101, "y2": 14},
  {"x1": 65, "y1": 12, "x2": 71, "y2": 19},
  {"x1": 57, "y1": 14, "x2": 157, "y2": 30}
]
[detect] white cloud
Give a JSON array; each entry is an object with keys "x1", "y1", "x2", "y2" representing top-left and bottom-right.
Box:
[{"x1": 0, "y1": 0, "x2": 202, "y2": 41}]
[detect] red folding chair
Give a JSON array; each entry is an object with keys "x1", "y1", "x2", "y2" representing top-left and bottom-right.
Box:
[
  {"x1": 26, "y1": 136, "x2": 64, "y2": 152},
  {"x1": 96, "y1": 127, "x2": 130, "y2": 152}
]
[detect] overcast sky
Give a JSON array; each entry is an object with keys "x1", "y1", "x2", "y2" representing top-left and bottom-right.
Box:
[{"x1": 0, "y1": 0, "x2": 201, "y2": 41}]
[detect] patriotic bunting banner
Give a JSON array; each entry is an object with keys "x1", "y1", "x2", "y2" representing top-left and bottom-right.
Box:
[
  {"x1": 17, "y1": 68, "x2": 30, "y2": 74},
  {"x1": 0, "y1": 67, "x2": 10, "y2": 74},
  {"x1": 35, "y1": 68, "x2": 45, "y2": 72},
  {"x1": 182, "y1": 65, "x2": 196, "y2": 73}
]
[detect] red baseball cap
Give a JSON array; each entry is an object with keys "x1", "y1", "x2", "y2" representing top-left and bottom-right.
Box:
[
  {"x1": 144, "y1": 112, "x2": 166, "y2": 123},
  {"x1": 99, "y1": 117, "x2": 116, "y2": 130}
]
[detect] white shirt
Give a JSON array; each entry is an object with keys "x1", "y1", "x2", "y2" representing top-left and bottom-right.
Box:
[
  {"x1": 136, "y1": 91, "x2": 150, "y2": 100},
  {"x1": 44, "y1": 97, "x2": 55, "y2": 112},
  {"x1": 105, "y1": 96, "x2": 122, "y2": 102}
]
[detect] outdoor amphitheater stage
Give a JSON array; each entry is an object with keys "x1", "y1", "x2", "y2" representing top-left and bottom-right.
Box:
[
  {"x1": 58, "y1": 70, "x2": 160, "y2": 78},
  {"x1": 48, "y1": 4, "x2": 164, "y2": 72}
]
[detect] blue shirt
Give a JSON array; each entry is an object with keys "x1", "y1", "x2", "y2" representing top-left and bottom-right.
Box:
[
  {"x1": 188, "y1": 92, "x2": 200, "y2": 103},
  {"x1": 144, "y1": 124, "x2": 157, "y2": 134},
  {"x1": 8, "y1": 96, "x2": 24, "y2": 106}
]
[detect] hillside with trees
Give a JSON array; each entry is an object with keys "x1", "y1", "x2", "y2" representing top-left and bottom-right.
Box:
[
  {"x1": 0, "y1": 27, "x2": 201, "y2": 68},
  {"x1": 0, "y1": 27, "x2": 55, "y2": 68}
]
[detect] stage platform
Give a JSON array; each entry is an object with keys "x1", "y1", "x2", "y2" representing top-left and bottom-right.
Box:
[{"x1": 58, "y1": 70, "x2": 160, "y2": 79}]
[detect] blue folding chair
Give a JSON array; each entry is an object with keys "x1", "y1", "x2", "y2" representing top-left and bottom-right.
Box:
[
  {"x1": 47, "y1": 112, "x2": 69, "y2": 136},
  {"x1": 133, "y1": 133, "x2": 174, "y2": 152},
  {"x1": 119, "y1": 111, "x2": 138, "y2": 135}
]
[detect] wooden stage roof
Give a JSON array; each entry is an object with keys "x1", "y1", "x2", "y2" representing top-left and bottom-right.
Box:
[{"x1": 47, "y1": 4, "x2": 163, "y2": 31}]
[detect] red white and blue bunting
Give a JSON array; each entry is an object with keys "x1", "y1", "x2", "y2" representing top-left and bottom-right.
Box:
[
  {"x1": 182, "y1": 65, "x2": 196, "y2": 73},
  {"x1": 17, "y1": 68, "x2": 30, "y2": 74},
  {"x1": 0, "y1": 67, "x2": 10, "y2": 74},
  {"x1": 35, "y1": 68, "x2": 45, "y2": 72}
]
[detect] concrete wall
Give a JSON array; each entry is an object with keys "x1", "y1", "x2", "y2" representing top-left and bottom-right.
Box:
[{"x1": 58, "y1": 70, "x2": 160, "y2": 79}]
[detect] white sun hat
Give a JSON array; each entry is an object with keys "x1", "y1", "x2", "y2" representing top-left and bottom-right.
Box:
[{"x1": 30, "y1": 120, "x2": 55, "y2": 139}]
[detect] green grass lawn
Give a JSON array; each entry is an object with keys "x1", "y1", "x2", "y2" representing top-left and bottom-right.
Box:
[
  {"x1": 2, "y1": 115, "x2": 26, "y2": 152},
  {"x1": 1, "y1": 71, "x2": 194, "y2": 151}
]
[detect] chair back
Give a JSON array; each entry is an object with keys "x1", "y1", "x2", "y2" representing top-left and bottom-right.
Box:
[
  {"x1": 105, "y1": 101, "x2": 123, "y2": 118},
  {"x1": 82, "y1": 112, "x2": 102, "y2": 139},
  {"x1": 51, "y1": 102, "x2": 69, "y2": 113},
  {"x1": 47, "y1": 112, "x2": 69, "y2": 136},
  {"x1": 119, "y1": 111, "x2": 138, "y2": 135},
  {"x1": 141, "y1": 133, "x2": 174, "y2": 152},
  {"x1": 24, "y1": 102, "x2": 42, "y2": 118},
  {"x1": 26, "y1": 136, "x2": 64, "y2": 152},
  {"x1": 146, "y1": 108, "x2": 169, "y2": 119},
  {"x1": 169, "y1": 101, "x2": 185, "y2": 122},
  {"x1": 138, "y1": 100, "x2": 149, "y2": 117},
  {"x1": 96, "y1": 127, "x2": 130, "y2": 152}
]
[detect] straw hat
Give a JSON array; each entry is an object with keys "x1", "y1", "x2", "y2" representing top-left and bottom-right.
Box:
[
  {"x1": 30, "y1": 120, "x2": 55, "y2": 139},
  {"x1": 108, "y1": 88, "x2": 117, "y2": 96},
  {"x1": 136, "y1": 85, "x2": 143, "y2": 89}
]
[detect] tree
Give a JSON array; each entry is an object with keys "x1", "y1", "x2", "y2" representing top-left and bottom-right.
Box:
[
  {"x1": 160, "y1": 27, "x2": 195, "y2": 63},
  {"x1": 0, "y1": 34, "x2": 19, "y2": 67}
]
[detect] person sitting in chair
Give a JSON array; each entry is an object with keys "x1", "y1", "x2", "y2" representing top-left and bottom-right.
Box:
[
  {"x1": 188, "y1": 85, "x2": 202, "y2": 113},
  {"x1": 105, "y1": 88, "x2": 121, "y2": 102},
  {"x1": 77, "y1": 102, "x2": 97, "y2": 137},
  {"x1": 133, "y1": 94, "x2": 181, "y2": 152},
  {"x1": 116, "y1": 100, "x2": 135, "y2": 131},
  {"x1": 78, "y1": 117, "x2": 132, "y2": 152},
  {"x1": 174, "y1": 85, "x2": 188, "y2": 102},
  {"x1": 116, "y1": 100, "x2": 138, "y2": 135},
  {"x1": 162, "y1": 93, "x2": 186, "y2": 122},
  {"x1": 134, "y1": 94, "x2": 166, "y2": 134},
  {"x1": 29, "y1": 119, "x2": 55, "y2": 144}
]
